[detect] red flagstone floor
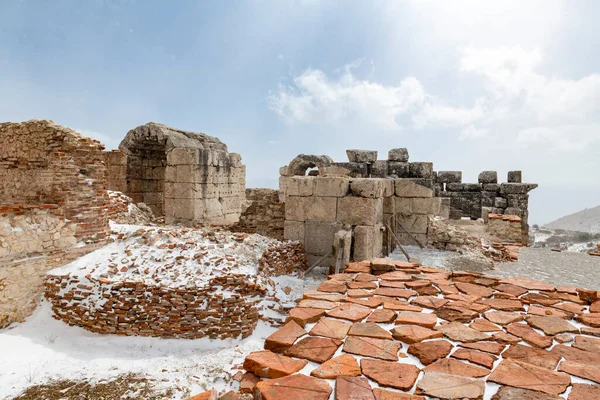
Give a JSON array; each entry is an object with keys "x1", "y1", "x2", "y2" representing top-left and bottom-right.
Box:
[{"x1": 193, "y1": 258, "x2": 600, "y2": 400}]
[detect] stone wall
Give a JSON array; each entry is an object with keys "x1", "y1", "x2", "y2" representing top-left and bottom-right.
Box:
[
  {"x1": 106, "y1": 123, "x2": 246, "y2": 226},
  {"x1": 487, "y1": 213, "x2": 523, "y2": 244},
  {"x1": 44, "y1": 272, "x2": 266, "y2": 339},
  {"x1": 236, "y1": 189, "x2": 285, "y2": 240},
  {"x1": 0, "y1": 120, "x2": 109, "y2": 328}
]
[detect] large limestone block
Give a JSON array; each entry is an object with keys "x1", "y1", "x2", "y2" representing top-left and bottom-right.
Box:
[
  {"x1": 500, "y1": 183, "x2": 538, "y2": 195},
  {"x1": 164, "y1": 197, "x2": 195, "y2": 221},
  {"x1": 388, "y1": 148, "x2": 409, "y2": 162},
  {"x1": 381, "y1": 179, "x2": 394, "y2": 197},
  {"x1": 285, "y1": 196, "x2": 337, "y2": 222},
  {"x1": 227, "y1": 166, "x2": 245, "y2": 184},
  {"x1": 167, "y1": 147, "x2": 199, "y2": 165},
  {"x1": 412, "y1": 198, "x2": 442, "y2": 215},
  {"x1": 478, "y1": 171, "x2": 498, "y2": 184},
  {"x1": 176, "y1": 165, "x2": 196, "y2": 183},
  {"x1": 409, "y1": 162, "x2": 434, "y2": 179},
  {"x1": 287, "y1": 176, "x2": 315, "y2": 196},
  {"x1": 353, "y1": 225, "x2": 375, "y2": 261},
  {"x1": 313, "y1": 177, "x2": 350, "y2": 197},
  {"x1": 219, "y1": 196, "x2": 241, "y2": 214},
  {"x1": 194, "y1": 198, "x2": 224, "y2": 220},
  {"x1": 437, "y1": 171, "x2": 462, "y2": 184},
  {"x1": 346, "y1": 150, "x2": 377, "y2": 163},
  {"x1": 350, "y1": 178, "x2": 384, "y2": 198},
  {"x1": 383, "y1": 197, "x2": 395, "y2": 214},
  {"x1": 395, "y1": 179, "x2": 433, "y2": 198},
  {"x1": 371, "y1": 160, "x2": 388, "y2": 177},
  {"x1": 397, "y1": 215, "x2": 428, "y2": 234},
  {"x1": 388, "y1": 162, "x2": 410, "y2": 178},
  {"x1": 305, "y1": 222, "x2": 342, "y2": 256},
  {"x1": 284, "y1": 221, "x2": 305, "y2": 243},
  {"x1": 507, "y1": 171, "x2": 522, "y2": 183},
  {"x1": 395, "y1": 197, "x2": 412, "y2": 214},
  {"x1": 337, "y1": 197, "x2": 382, "y2": 226}
]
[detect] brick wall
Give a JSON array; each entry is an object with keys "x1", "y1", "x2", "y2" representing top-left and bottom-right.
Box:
[{"x1": 236, "y1": 188, "x2": 285, "y2": 240}]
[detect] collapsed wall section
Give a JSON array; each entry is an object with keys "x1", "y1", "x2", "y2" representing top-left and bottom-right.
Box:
[{"x1": 236, "y1": 188, "x2": 285, "y2": 240}]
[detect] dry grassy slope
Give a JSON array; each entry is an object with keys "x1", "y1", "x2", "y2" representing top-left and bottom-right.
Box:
[{"x1": 544, "y1": 205, "x2": 600, "y2": 233}]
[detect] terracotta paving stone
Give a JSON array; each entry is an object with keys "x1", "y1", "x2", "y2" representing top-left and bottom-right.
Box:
[
  {"x1": 459, "y1": 341, "x2": 505, "y2": 355},
  {"x1": 360, "y1": 359, "x2": 420, "y2": 390},
  {"x1": 484, "y1": 311, "x2": 524, "y2": 325},
  {"x1": 354, "y1": 273, "x2": 379, "y2": 282},
  {"x1": 506, "y1": 323, "x2": 553, "y2": 348},
  {"x1": 373, "y1": 388, "x2": 425, "y2": 400},
  {"x1": 318, "y1": 280, "x2": 348, "y2": 294},
  {"x1": 502, "y1": 344, "x2": 562, "y2": 370},
  {"x1": 343, "y1": 336, "x2": 402, "y2": 361},
  {"x1": 445, "y1": 293, "x2": 482, "y2": 303},
  {"x1": 297, "y1": 299, "x2": 339, "y2": 310},
  {"x1": 382, "y1": 299, "x2": 423, "y2": 312},
  {"x1": 556, "y1": 285, "x2": 578, "y2": 294},
  {"x1": 449, "y1": 300, "x2": 491, "y2": 313},
  {"x1": 348, "y1": 322, "x2": 394, "y2": 340},
  {"x1": 374, "y1": 271, "x2": 410, "y2": 281},
  {"x1": 218, "y1": 390, "x2": 240, "y2": 400},
  {"x1": 255, "y1": 374, "x2": 333, "y2": 400},
  {"x1": 547, "y1": 291, "x2": 587, "y2": 305},
  {"x1": 345, "y1": 262, "x2": 372, "y2": 273},
  {"x1": 239, "y1": 372, "x2": 260, "y2": 394},
  {"x1": 500, "y1": 277, "x2": 555, "y2": 292},
  {"x1": 487, "y1": 359, "x2": 571, "y2": 396},
  {"x1": 555, "y1": 333, "x2": 574, "y2": 343},
  {"x1": 494, "y1": 292, "x2": 519, "y2": 300},
  {"x1": 478, "y1": 298, "x2": 524, "y2": 312},
  {"x1": 345, "y1": 297, "x2": 384, "y2": 308},
  {"x1": 347, "y1": 289, "x2": 374, "y2": 298},
  {"x1": 576, "y1": 288, "x2": 598, "y2": 303},
  {"x1": 576, "y1": 313, "x2": 600, "y2": 327},
  {"x1": 303, "y1": 290, "x2": 347, "y2": 302},
  {"x1": 395, "y1": 311, "x2": 437, "y2": 328},
  {"x1": 416, "y1": 285, "x2": 441, "y2": 296},
  {"x1": 439, "y1": 284, "x2": 459, "y2": 295},
  {"x1": 366, "y1": 309, "x2": 397, "y2": 323},
  {"x1": 494, "y1": 283, "x2": 528, "y2": 297},
  {"x1": 329, "y1": 273, "x2": 357, "y2": 281},
  {"x1": 408, "y1": 340, "x2": 454, "y2": 365},
  {"x1": 551, "y1": 344, "x2": 600, "y2": 366},
  {"x1": 404, "y1": 280, "x2": 431, "y2": 289},
  {"x1": 573, "y1": 335, "x2": 600, "y2": 353},
  {"x1": 415, "y1": 371, "x2": 485, "y2": 399},
  {"x1": 410, "y1": 296, "x2": 448, "y2": 310},
  {"x1": 591, "y1": 300, "x2": 600, "y2": 313},
  {"x1": 455, "y1": 282, "x2": 495, "y2": 298},
  {"x1": 558, "y1": 360, "x2": 600, "y2": 384},
  {"x1": 391, "y1": 325, "x2": 443, "y2": 344},
  {"x1": 310, "y1": 354, "x2": 361, "y2": 379},
  {"x1": 188, "y1": 390, "x2": 217, "y2": 400},
  {"x1": 553, "y1": 302, "x2": 585, "y2": 314},
  {"x1": 527, "y1": 305, "x2": 572, "y2": 319},
  {"x1": 492, "y1": 331, "x2": 521, "y2": 345},
  {"x1": 435, "y1": 321, "x2": 491, "y2": 342},
  {"x1": 520, "y1": 293, "x2": 561, "y2": 307},
  {"x1": 424, "y1": 358, "x2": 490, "y2": 378},
  {"x1": 288, "y1": 308, "x2": 326, "y2": 327},
  {"x1": 568, "y1": 383, "x2": 600, "y2": 400},
  {"x1": 335, "y1": 376, "x2": 375, "y2": 400},
  {"x1": 371, "y1": 258, "x2": 396, "y2": 273},
  {"x1": 582, "y1": 326, "x2": 600, "y2": 337},
  {"x1": 243, "y1": 351, "x2": 308, "y2": 378},
  {"x1": 265, "y1": 321, "x2": 307, "y2": 353},
  {"x1": 372, "y1": 288, "x2": 417, "y2": 299},
  {"x1": 392, "y1": 260, "x2": 419, "y2": 269},
  {"x1": 284, "y1": 336, "x2": 342, "y2": 363},
  {"x1": 470, "y1": 318, "x2": 502, "y2": 332},
  {"x1": 435, "y1": 304, "x2": 479, "y2": 323},
  {"x1": 451, "y1": 348, "x2": 496, "y2": 369},
  {"x1": 490, "y1": 386, "x2": 562, "y2": 400},
  {"x1": 310, "y1": 318, "x2": 352, "y2": 340},
  {"x1": 525, "y1": 315, "x2": 579, "y2": 335},
  {"x1": 347, "y1": 281, "x2": 378, "y2": 290},
  {"x1": 379, "y1": 280, "x2": 407, "y2": 289},
  {"x1": 326, "y1": 303, "x2": 372, "y2": 322}
]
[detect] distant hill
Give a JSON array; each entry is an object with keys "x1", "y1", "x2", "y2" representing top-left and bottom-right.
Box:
[{"x1": 544, "y1": 205, "x2": 600, "y2": 233}]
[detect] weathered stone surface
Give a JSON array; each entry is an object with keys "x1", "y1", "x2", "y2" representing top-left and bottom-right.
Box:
[
  {"x1": 506, "y1": 323, "x2": 553, "y2": 348},
  {"x1": 265, "y1": 321, "x2": 307, "y2": 353},
  {"x1": 351, "y1": 178, "x2": 384, "y2": 198},
  {"x1": 347, "y1": 289, "x2": 373, "y2": 298},
  {"x1": 311, "y1": 354, "x2": 361, "y2": 379},
  {"x1": 558, "y1": 360, "x2": 600, "y2": 384},
  {"x1": 478, "y1": 298, "x2": 524, "y2": 312},
  {"x1": 335, "y1": 376, "x2": 375, "y2": 400},
  {"x1": 435, "y1": 322, "x2": 490, "y2": 342},
  {"x1": 487, "y1": 359, "x2": 571, "y2": 396},
  {"x1": 411, "y1": 296, "x2": 448, "y2": 310},
  {"x1": 297, "y1": 299, "x2": 339, "y2": 310},
  {"x1": 576, "y1": 313, "x2": 600, "y2": 327},
  {"x1": 288, "y1": 308, "x2": 326, "y2": 327},
  {"x1": 391, "y1": 325, "x2": 443, "y2": 344},
  {"x1": 313, "y1": 176, "x2": 350, "y2": 197},
  {"x1": 343, "y1": 336, "x2": 401, "y2": 361},
  {"x1": 490, "y1": 386, "x2": 561, "y2": 400},
  {"x1": 478, "y1": 171, "x2": 498, "y2": 184},
  {"x1": 573, "y1": 335, "x2": 600, "y2": 354},
  {"x1": 373, "y1": 288, "x2": 417, "y2": 299},
  {"x1": 310, "y1": 318, "x2": 352, "y2": 340},
  {"x1": 373, "y1": 388, "x2": 425, "y2": 400},
  {"x1": 459, "y1": 341, "x2": 505, "y2": 355},
  {"x1": 285, "y1": 336, "x2": 342, "y2": 363},
  {"x1": 484, "y1": 311, "x2": 524, "y2": 325},
  {"x1": 337, "y1": 197, "x2": 382, "y2": 226},
  {"x1": 370, "y1": 258, "x2": 396, "y2": 272},
  {"x1": 327, "y1": 304, "x2": 372, "y2": 322},
  {"x1": 347, "y1": 149, "x2": 377, "y2": 163},
  {"x1": 348, "y1": 322, "x2": 394, "y2": 340},
  {"x1": 347, "y1": 281, "x2": 378, "y2": 290},
  {"x1": 317, "y1": 280, "x2": 348, "y2": 294},
  {"x1": 408, "y1": 340, "x2": 454, "y2": 365},
  {"x1": 502, "y1": 344, "x2": 561, "y2": 370},
  {"x1": 255, "y1": 374, "x2": 333, "y2": 400},
  {"x1": 388, "y1": 148, "x2": 409, "y2": 162},
  {"x1": 455, "y1": 282, "x2": 494, "y2": 298},
  {"x1": 243, "y1": 351, "x2": 308, "y2": 378},
  {"x1": 424, "y1": 358, "x2": 490, "y2": 378},
  {"x1": 437, "y1": 171, "x2": 462, "y2": 184},
  {"x1": 551, "y1": 344, "x2": 600, "y2": 366},
  {"x1": 470, "y1": 318, "x2": 502, "y2": 332},
  {"x1": 395, "y1": 179, "x2": 433, "y2": 198},
  {"x1": 451, "y1": 348, "x2": 496, "y2": 369},
  {"x1": 395, "y1": 311, "x2": 437, "y2": 328},
  {"x1": 436, "y1": 304, "x2": 479, "y2": 322},
  {"x1": 415, "y1": 371, "x2": 485, "y2": 399},
  {"x1": 379, "y1": 271, "x2": 412, "y2": 281},
  {"x1": 366, "y1": 309, "x2": 397, "y2": 323},
  {"x1": 492, "y1": 332, "x2": 521, "y2": 345},
  {"x1": 360, "y1": 358, "x2": 420, "y2": 390},
  {"x1": 569, "y1": 383, "x2": 600, "y2": 400},
  {"x1": 525, "y1": 315, "x2": 579, "y2": 336}
]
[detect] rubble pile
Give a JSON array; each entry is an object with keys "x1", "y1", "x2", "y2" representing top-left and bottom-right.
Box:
[
  {"x1": 258, "y1": 242, "x2": 308, "y2": 276},
  {"x1": 107, "y1": 190, "x2": 155, "y2": 225}
]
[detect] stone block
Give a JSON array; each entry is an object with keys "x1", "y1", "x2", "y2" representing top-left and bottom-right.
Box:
[
  {"x1": 481, "y1": 191, "x2": 496, "y2": 208},
  {"x1": 284, "y1": 221, "x2": 305, "y2": 242},
  {"x1": 437, "y1": 171, "x2": 462, "y2": 184},
  {"x1": 446, "y1": 183, "x2": 482, "y2": 192},
  {"x1": 285, "y1": 196, "x2": 337, "y2": 222},
  {"x1": 353, "y1": 225, "x2": 374, "y2": 261},
  {"x1": 409, "y1": 162, "x2": 434, "y2": 179},
  {"x1": 337, "y1": 197, "x2": 382, "y2": 225},
  {"x1": 371, "y1": 160, "x2": 388, "y2": 177},
  {"x1": 229, "y1": 153, "x2": 243, "y2": 168},
  {"x1": 330, "y1": 162, "x2": 368, "y2": 177},
  {"x1": 395, "y1": 179, "x2": 433, "y2": 198},
  {"x1": 167, "y1": 148, "x2": 199, "y2": 165},
  {"x1": 483, "y1": 183, "x2": 500, "y2": 192},
  {"x1": 434, "y1": 183, "x2": 443, "y2": 197},
  {"x1": 383, "y1": 197, "x2": 395, "y2": 214},
  {"x1": 194, "y1": 198, "x2": 224, "y2": 220},
  {"x1": 507, "y1": 171, "x2": 522, "y2": 183},
  {"x1": 440, "y1": 198, "x2": 451, "y2": 219},
  {"x1": 373, "y1": 224, "x2": 383, "y2": 258},
  {"x1": 220, "y1": 196, "x2": 241, "y2": 214},
  {"x1": 334, "y1": 229, "x2": 352, "y2": 268},
  {"x1": 494, "y1": 197, "x2": 508, "y2": 208},
  {"x1": 395, "y1": 197, "x2": 412, "y2": 214},
  {"x1": 305, "y1": 221, "x2": 341, "y2": 256},
  {"x1": 478, "y1": 171, "x2": 498, "y2": 184},
  {"x1": 411, "y1": 198, "x2": 442, "y2": 215},
  {"x1": 387, "y1": 162, "x2": 410, "y2": 178},
  {"x1": 279, "y1": 165, "x2": 291, "y2": 177},
  {"x1": 164, "y1": 197, "x2": 195, "y2": 221},
  {"x1": 350, "y1": 178, "x2": 384, "y2": 198},
  {"x1": 388, "y1": 148, "x2": 409, "y2": 162},
  {"x1": 506, "y1": 194, "x2": 528, "y2": 208},
  {"x1": 397, "y1": 215, "x2": 428, "y2": 234},
  {"x1": 175, "y1": 165, "x2": 196, "y2": 183},
  {"x1": 287, "y1": 176, "x2": 315, "y2": 196},
  {"x1": 346, "y1": 150, "x2": 377, "y2": 163},
  {"x1": 500, "y1": 183, "x2": 538, "y2": 195},
  {"x1": 313, "y1": 177, "x2": 350, "y2": 197}
]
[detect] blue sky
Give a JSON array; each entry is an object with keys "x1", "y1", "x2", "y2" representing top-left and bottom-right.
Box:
[{"x1": 2, "y1": 0, "x2": 600, "y2": 224}]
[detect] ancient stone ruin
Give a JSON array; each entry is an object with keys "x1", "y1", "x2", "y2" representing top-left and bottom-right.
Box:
[
  {"x1": 0, "y1": 120, "x2": 109, "y2": 328},
  {"x1": 105, "y1": 122, "x2": 245, "y2": 225}
]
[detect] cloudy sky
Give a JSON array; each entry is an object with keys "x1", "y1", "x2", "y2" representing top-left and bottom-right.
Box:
[{"x1": 1, "y1": 0, "x2": 599, "y2": 224}]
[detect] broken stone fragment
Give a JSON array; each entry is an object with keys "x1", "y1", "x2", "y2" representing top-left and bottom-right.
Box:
[{"x1": 346, "y1": 149, "x2": 377, "y2": 163}]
